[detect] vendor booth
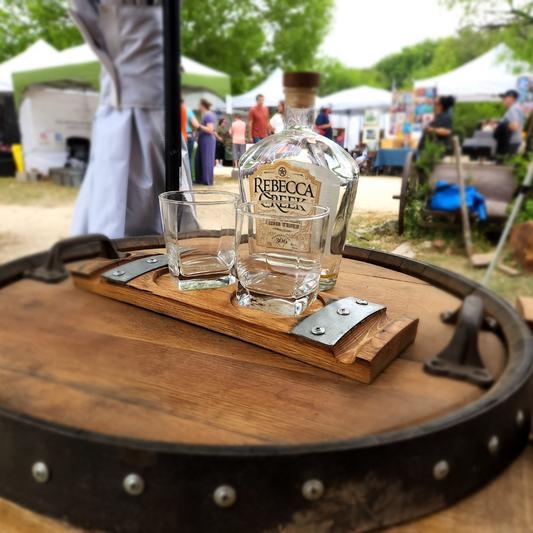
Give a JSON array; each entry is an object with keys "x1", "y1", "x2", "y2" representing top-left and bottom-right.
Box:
[
  {"x1": 318, "y1": 86, "x2": 392, "y2": 150},
  {"x1": 11, "y1": 44, "x2": 231, "y2": 175},
  {"x1": 0, "y1": 40, "x2": 60, "y2": 148}
]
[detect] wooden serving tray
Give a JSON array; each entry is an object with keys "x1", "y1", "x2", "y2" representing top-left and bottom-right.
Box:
[{"x1": 69, "y1": 248, "x2": 418, "y2": 383}]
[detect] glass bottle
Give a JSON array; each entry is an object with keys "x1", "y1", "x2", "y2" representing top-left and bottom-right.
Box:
[{"x1": 238, "y1": 72, "x2": 360, "y2": 291}]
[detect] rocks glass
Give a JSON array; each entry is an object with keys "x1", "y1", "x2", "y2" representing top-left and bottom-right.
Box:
[
  {"x1": 235, "y1": 201, "x2": 330, "y2": 316},
  {"x1": 159, "y1": 190, "x2": 239, "y2": 291}
]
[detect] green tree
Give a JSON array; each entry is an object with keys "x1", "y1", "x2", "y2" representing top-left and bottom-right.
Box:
[
  {"x1": 413, "y1": 28, "x2": 503, "y2": 80},
  {"x1": 374, "y1": 40, "x2": 441, "y2": 89},
  {"x1": 313, "y1": 57, "x2": 387, "y2": 96},
  {"x1": 442, "y1": 0, "x2": 533, "y2": 66},
  {"x1": 182, "y1": 0, "x2": 334, "y2": 95},
  {"x1": 0, "y1": 0, "x2": 83, "y2": 63}
]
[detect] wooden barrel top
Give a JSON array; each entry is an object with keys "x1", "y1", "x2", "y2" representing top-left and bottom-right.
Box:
[
  {"x1": 0, "y1": 237, "x2": 530, "y2": 533},
  {"x1": 0, "y1": 249, "x2": 506, "y2": 446}
]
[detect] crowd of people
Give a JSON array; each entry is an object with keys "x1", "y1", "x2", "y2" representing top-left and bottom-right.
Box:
[{"x1": 181, "y1": 94, "x2": 332, "y2": 186}]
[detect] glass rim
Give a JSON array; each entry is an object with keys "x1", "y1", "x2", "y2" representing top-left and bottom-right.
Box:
[
  {"x1": 237, "y1": 201, "x2": 330, "y2": 221},
  {"x1": 159, "y1": 190, "x2": 239, "y2": 205}
]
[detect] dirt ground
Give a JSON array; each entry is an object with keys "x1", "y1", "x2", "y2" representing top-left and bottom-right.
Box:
[{"x1": 0, "y1": 173, "x2": 401, "y2": 265}]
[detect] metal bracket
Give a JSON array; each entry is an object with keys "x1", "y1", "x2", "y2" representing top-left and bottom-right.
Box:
[
  {"x1": 102, "y1": 255, "x2": 169, "y2": 285},
  {"x1": 425, "y1": 295, "x2": 494, "y2": 388},
  {"x1": 25, "y1": 234, "x2": 127, "y2": 284},
  {"x1": 290, "y1": 297, "x2": 385, "y2": 347}
]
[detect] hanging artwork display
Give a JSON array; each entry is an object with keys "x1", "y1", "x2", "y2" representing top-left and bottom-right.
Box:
[
  {"x1": 517, "y1": 76, "x2": 533, "y2": 115},
  {"x1": 388, "y1": 91, "x2": 414, "y2": 139}
]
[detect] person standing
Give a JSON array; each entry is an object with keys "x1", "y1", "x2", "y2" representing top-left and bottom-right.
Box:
[
  {"x1": 270, "y1": 100, "x2": 285, "y2": 134},
  {"x1": 195, "y1": 99, "x2": 216, "y2": 186},
  {"x1": 215, "y1": 118, "x2": 229, "y2": 167},
  {"x1": 182, "y1": 98, "x2": 199, "y2": 173},
  {"x1": 418, "y1": 95, "x2": 454, "y2": 154},
  {"x1": 499, "y1": 89, "x2": 524, "y2": 156},
  {"x1": 230, "y1": 113, "x2": 247, "y2": 169},
  {"x1": 316, "y1": 104, "x2": 333, "y2": 139},
  {"x1": 248, "y1": 94, "x2": 269, "y2": 143}
]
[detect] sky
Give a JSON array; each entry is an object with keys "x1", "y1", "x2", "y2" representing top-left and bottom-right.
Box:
[{"x1": 321, "y1": 0, "x2": 463, "y2": 68}]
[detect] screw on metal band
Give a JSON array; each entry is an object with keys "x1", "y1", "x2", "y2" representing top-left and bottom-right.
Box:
[
  {"x1": 123, "y1": 474, "x2": 145, "y2": 496},
  {"x1": 488, "y1": 436, "x2": 499, "y2": 454},
  {"x1": 146, "y1": 258, "x2": 158, "y2": 264},
  {"x1": 516, "y1": 410, "x2": 525, "y2": 427},
  {"x1": 433, "y1": 461, "x2": 449, "y2": 480},
  {"x1": 213, "y1": 485, "x2": 236, "y2": 507},
  {"x1": 337, "y1": 308, "x2": 350, "y2": 316},
  {"x1": 32, "y1": 462, "x2": 50, "y2": 483},
  {"x1": 355, "y1": 299, "x2": 368, "y2": 305},
  {"x1": 311, "y1": 326, "x2": 326, "y2": 335},
  {"x1": 302, "y1": 479, "x2": 324, "y2": 500},
  {"x1": 113, "y1": 270, "x2": 125, "y2": 277}
]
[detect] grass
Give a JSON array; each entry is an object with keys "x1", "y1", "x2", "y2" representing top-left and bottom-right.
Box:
[
  {"x1": 0, "y1": 177, "x2": 79, "y2": 206},
  {"x1": 347, "y1": 213, "x2": 533, "y2": 305}
]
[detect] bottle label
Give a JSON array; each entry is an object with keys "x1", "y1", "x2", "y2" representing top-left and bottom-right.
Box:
[{"x1": 248, "y1": 160, "x2": 322, "y2": 252}]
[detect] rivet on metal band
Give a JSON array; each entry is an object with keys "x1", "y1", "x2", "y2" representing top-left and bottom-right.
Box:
[
  {"x1": 516, "y1": 410, "x2": 525, "y2": 427},
  {"x1": 32, "y1": 462, "x2": 50, "y2": 483},
  {"x1": 433, "y1": 460, "x2": 449, "y2": 480},
  {"x1": 213, "y1": 485, "x2": 236, "y2": 507},
  {"x1": 146, "y1": 258, "x2": 158, "y2": 264},
  {"x1": 302, "y1": 479, "x2": 324, "y2": 500},
  {"x1": 355, "y1": 299, "x2": 368, "y2": 305},
  {"x1": 488, "y1": 436, "x2": 499, "y2": 454},
  {"x1": 311, "y1": 326, "x2": 326, "y2": 335},
  {"x1": 337, "y1": 308, "x2": 350, "y2": 316},
  {"x1": 123, "y1": 474, "x2": 145, "y2": 496},
  {"x1": 113, "y1": 270, "x2": 125, "y2": 277}
]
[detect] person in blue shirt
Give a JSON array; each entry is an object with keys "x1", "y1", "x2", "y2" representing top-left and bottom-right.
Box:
[
  {"x1": 316, "y1": 103, "x2": 333, "y2": 139},
  {"x1": 186, "y1": 106, "x2": 199, "y2": 173}
]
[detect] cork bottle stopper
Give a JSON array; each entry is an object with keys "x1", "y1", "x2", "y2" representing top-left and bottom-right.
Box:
[{"x1": 283, "y1": 72, "x2": 319, "y2": 108}]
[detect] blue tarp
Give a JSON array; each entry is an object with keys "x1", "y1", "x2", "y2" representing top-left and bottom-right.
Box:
[{"x1": 430, "y1": 180, "x2": 487, "y2": 220}]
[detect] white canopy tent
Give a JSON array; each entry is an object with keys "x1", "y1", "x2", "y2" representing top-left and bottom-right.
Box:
[
  {"x1": 0, "y1": 40, "x2": 59, "y2": 93},
  {"x1": 13, "y1": 41, "x2": 231, "y2": 175},
  {"x1": 319, "y1": 86, "x2": 392, "y2": 150},
  {"x1": 414, "y1": 44, "x2": 532, "y2": 102},
  {"x1": 231, "y1": 68, "x2": 284, "y2": 108},
  {"x1": 14, "y1": 44, "x2": 101, "y2": 174}
]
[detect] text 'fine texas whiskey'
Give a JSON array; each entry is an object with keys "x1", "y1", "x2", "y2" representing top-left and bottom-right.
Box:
[{"x1": 238, "y1": 72, "x2": 360, "y2": 290}]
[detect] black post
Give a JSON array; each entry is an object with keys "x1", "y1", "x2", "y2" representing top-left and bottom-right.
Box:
[{"x1": 163, "y1": 0, "x2": 182, "y2": 191}]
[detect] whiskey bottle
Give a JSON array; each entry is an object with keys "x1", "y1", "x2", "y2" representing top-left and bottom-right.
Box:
[{"x1": 238, "y1": 72, "x2": 360, "y2": 291}]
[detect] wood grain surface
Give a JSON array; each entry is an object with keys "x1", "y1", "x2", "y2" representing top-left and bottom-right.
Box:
[
  {"x1": 0, "y1": 250, "x2": 517, "y2": 533},
  {"x1": 70, "y1": 251, "x2": 419, "y2": 383},
  {"x1": 0, "y1": 256, "x2": 505, "y2": 446}
]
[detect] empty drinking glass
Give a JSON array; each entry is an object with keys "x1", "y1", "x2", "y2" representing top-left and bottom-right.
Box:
[
  {"x1": 159, "y1": 190, "x2": 239, "y2": 291},
  {"x1": 235, "y1": 201, "x2": 330, "y2": 316}
]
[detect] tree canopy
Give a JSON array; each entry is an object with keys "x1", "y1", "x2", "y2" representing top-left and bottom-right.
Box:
[
  {"x1": 182, "y1": 0, "x2": 334, "y2": 95},
  {"x1": 443, "y1": 0, "x2": 533, "y2": 67},
  {"x1": 0, "y1": 0, "x2": 83, "y2": 63}
]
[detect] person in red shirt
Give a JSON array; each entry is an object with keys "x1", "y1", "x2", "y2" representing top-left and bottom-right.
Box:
[{"x1": 248, "y1": 94, "x2": 270, "y2": 143}]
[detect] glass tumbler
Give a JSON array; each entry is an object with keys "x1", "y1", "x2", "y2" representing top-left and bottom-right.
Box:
[
  {"x1": 235, "y1": 201, "x2": 330, "y2": 316},
  {"x1": 159, "y1": 190, "x2": 239, "y2": 291}
]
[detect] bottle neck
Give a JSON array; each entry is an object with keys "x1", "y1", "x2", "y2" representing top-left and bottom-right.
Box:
[
  {"x1": 284, "y1": 104, "x2": 316, "y2": 130},
  {"x1": 283, "y1": 87, "x2": 317, "y2": 131}
]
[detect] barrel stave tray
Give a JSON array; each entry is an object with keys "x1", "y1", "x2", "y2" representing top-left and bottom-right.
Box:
[{"x1": 0, "y1": 235, "x2": 531, "y2": 533}]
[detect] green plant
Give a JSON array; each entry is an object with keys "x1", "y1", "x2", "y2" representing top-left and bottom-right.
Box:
[
  {"x1": 414, "y1": 139, "x2": 445, "y2": 182},
  {"x1": 506, "y1": 152, "x2": 533, "y2": 223}
]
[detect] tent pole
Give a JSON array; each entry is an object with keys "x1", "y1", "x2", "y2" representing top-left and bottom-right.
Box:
[{"x1": 163, "y1": 0, "x2": 182, "y2": 191}]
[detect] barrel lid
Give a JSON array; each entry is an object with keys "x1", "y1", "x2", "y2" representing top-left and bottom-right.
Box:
[{"x1": 283, "y1": 71, "x2": 320, "y2": 88}]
